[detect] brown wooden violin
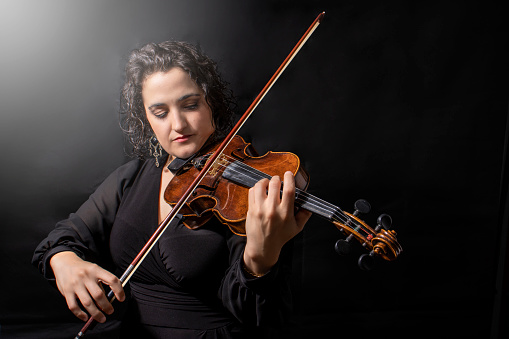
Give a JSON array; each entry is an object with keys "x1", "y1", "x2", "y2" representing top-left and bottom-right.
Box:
[{"x1": 165, "y1": 135, "x2": 402, "y2": 269}]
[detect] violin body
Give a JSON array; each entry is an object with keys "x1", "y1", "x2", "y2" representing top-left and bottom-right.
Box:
[{"x1": 164, "y1": 135, "x2": 310, "y2": 235}]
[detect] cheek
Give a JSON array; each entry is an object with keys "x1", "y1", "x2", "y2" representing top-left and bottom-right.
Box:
[
  {"x1": 145, "y1": 115, "x2": 157, "y2": 134},
  {"x1": 204, "y1": 109, "x2": 215, "y2": 131},
  {"x1": 153, "y1": 122, "x2": 171, "y2": 138},
  {"x1": 146, "y1": 115, "x2": 166, "y2": 138},
  {"x1": 190, "y1": 109, "x2": 214, "y2": 133},
  {"x1": 204, "y1": 115, "x2": 215, "y2": 131}
]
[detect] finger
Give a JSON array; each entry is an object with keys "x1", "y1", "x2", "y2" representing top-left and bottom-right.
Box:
[
  {"x1": 75, "y1": 286, "x2": 106, "y2": 323},
  {"x1": 64, "y1": 292, "x2": 88, "y2": 322},
  {"x1": 281, "y1": 171, "x2": 296, "y2": 211},
  {"x1": 267, "y1": 175, "x2": 282, "y2": 203},
  {"x1": 253, "y1": 178, "x2": 270, "y2": 202},
  {"x1": 248, "y1": 183, "x2": 257, "y2": 211},
  {"x1": 97, "y1": 271, "x2": 125, "y2": 302},
  {"x1": 86, "y1": 281, "x2": 114, "y2": 316}
]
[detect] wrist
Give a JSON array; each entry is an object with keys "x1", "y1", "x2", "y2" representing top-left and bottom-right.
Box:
[
  {"x1": 242, "y1": 260, "x2": 265, "y2": 278},
  {"x1": 49, "y1": 251, "x2": 80, "y2": 270},
  {"x1": 242, "y1": 247, "x2": 279, "y2": 277}
]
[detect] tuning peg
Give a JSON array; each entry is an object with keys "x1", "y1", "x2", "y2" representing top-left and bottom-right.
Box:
[
  {"x1": 335, "y1": 235, "x2": 354, "y2": 256},
  {"x1": 375, "y1": 214, "x2": 392, "y2": 232},
  {"x1": 358, "y1": 251, "x2": 376, "y2": 270},
  {"x1": 353, "y1": 199, "x2": 371, "y2": 216}
]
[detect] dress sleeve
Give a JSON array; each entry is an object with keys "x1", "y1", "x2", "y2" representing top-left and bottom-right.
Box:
[
  {"x1": 218, "y1": 231, "x2": 295, "y2": 329},
  {"x1": 32, "y1": 159, "x2": 142, "y2": 281}
]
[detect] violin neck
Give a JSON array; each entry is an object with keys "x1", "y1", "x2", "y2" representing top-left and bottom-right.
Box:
[
  {"x1": 294, "y1": 187, "x2": 342, "y2": 221},
  {"x1": 222, "y1": 161, "x2": 341, "y2": 222}
]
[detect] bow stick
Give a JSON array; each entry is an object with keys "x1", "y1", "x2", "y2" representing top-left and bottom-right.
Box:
[{"x1": 75, "y1": 11, "x2": 325, "y2": 338}]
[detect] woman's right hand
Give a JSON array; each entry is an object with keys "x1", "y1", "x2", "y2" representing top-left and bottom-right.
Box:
[{"x1": 49, "y1": 251, "x2": 125, "y2": 323}]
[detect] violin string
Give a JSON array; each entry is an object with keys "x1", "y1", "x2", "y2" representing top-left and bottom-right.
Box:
[
  {"x1": 213, "y1": 154, "x2": 335, "y2": 212},
  {"x1": 215, "y1": 154, "x2": 350, "y2": 223},
  {"x1": 191, "y1": 152, "x2": 361, "y2": 232},
  {"x1": 199, "y1": 153, "x2": 373, "y2": 236},
  {"x1": 222, "y1": 157, "x2": 372, "y2": 236}
]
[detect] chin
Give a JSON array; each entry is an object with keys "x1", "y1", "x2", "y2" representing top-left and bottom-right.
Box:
[
  {"x1": 168, "y1": 137, "x2": 211, "y2": 159},
  {"x1": 171, "y1": 147, "x2": 199, "y2": 160}
]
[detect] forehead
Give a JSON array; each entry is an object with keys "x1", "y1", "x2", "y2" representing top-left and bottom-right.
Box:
[{"x1": 141, "y1": 68, "x2": 202, "y2": 103}]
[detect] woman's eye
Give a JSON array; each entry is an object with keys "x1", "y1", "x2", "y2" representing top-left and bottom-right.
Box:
[
  {"x1": 154, "y1": 111, "x2": 167, "y2": 118},
  {"x1": 184, "y1": 102, "x2": 199, "y2": 110}
]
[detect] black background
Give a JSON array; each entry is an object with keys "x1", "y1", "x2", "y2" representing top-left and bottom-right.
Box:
[{"x1": 1, "y1": 1, "x2": 508, "y2": 338}]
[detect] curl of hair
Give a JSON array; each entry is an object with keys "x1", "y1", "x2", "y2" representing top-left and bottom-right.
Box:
[{"x1": 120, "y1": 41, "x2": 236, "y2": 159}]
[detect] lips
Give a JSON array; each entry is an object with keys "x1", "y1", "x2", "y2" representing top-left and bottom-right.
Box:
[{"x1": 173, "y1": 135, "x2": 192, "y2": 142}]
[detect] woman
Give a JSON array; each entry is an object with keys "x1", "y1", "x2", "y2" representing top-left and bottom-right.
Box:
[{"x1": 32, "y1": 41, "x2": 311, "y2": 338}]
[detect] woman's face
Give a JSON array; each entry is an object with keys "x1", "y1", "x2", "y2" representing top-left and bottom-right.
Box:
[{"x1": 142, "y1": 68, "x2": 215, "y2": 160}]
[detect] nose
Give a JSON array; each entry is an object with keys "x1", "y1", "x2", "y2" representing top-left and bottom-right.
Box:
[{"x1": 170, "y1": 110, "x2": 188, "y2": 132}]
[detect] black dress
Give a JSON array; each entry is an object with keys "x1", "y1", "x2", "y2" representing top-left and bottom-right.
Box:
[{"x1": 32, "y1": 155, "x2": 293, "y2": 338}]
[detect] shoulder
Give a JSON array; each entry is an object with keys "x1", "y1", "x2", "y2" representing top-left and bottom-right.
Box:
[
  {"x1": 114, "y1": 158, "x2": 145, "y2": 180},
  {"x1": 93, "y1": 158, "x2": 145, "y2": 198}
]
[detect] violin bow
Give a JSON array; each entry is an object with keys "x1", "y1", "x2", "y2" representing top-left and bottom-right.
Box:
[{"x1": 75, "y1": 11, "x2": 325, "y2": 338}]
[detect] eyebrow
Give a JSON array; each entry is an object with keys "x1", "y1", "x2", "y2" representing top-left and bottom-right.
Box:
[
  {"x1": 147, "y1": 93, "x2": 201, "y2": 111},
  {"x1": 178, "y1": 93, "x2": 201, "y2": 101}
]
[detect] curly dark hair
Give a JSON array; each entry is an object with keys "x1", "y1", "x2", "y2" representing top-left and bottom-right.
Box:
[{"x1": 120, "y1": 41, "x2": 236, "y2": 159}]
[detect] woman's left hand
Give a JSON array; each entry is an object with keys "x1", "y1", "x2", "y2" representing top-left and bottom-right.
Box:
[{"x1": 243, "y1": 171, "x2": 312, "y2": 276}]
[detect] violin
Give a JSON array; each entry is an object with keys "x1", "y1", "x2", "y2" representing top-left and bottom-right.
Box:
[{"x1": 165, "y1": 135, "x2": 402, "y2": 268}]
